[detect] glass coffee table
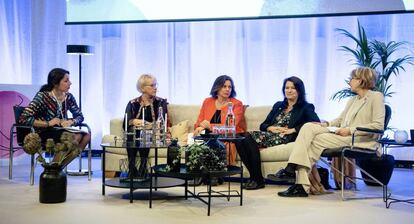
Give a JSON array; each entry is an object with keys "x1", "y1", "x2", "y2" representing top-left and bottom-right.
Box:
[
  {"x1": 101, "y1": 141, "x2": 185, "y2": 203},
  {"x1": 151, "y1": 164, "x2": 243, "y2": 216}
]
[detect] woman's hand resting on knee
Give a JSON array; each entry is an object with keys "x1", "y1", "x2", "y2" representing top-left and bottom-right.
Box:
[{"x1": 334, "y1": 127, "x2": 351, "y2": 136}]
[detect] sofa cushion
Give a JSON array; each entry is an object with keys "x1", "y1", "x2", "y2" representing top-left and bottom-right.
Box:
[
  {"x1": 167, "y1": 104, "x2": 201, "y2": 128},
  {"x1": 110, "y1": 118, "x2": 124, "y2": 137},
  {"x1": 244, "y1": 106, "x2": 272, "y2": 131},
  {"x1": 170, "y1": 120, "x2": 189, "y2": 146}
]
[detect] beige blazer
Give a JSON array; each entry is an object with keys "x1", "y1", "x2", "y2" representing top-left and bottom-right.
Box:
[{"x1": 329, "y1": 90, "x2": 385, "y2": 149}]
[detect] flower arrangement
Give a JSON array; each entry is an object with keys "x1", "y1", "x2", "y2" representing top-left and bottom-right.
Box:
[{"x1": 23, "y1": 132, "x2": 81, "y2": 167}]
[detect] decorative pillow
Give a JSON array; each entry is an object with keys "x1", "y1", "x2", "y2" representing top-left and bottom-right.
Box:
[{"x1": 170, "y1": 120, "x2": 189, "y2": 146}]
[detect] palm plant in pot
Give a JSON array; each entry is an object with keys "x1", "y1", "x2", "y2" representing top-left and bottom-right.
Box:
[
  {"x1": 332, "y1": 21, "x2": 414, "y2": 100},
  {"x1": 332, "y1": 21, "x2": 414, "y2": 186},
  {"x1": 23, "y1": 132, "x2": 81, "y2": 203}
]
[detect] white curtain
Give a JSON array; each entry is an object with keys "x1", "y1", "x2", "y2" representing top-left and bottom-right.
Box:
[{"x1": 2, "y1": 0, "x2": 414, "y2": 151}]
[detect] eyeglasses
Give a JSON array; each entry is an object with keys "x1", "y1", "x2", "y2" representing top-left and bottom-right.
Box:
[{"x1": 145, "y1": 83, "x2": 158, "y2": 88}]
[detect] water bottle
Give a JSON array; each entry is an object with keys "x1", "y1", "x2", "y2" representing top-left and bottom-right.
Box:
[
  {"x1": 225, "y1": 102, "x2": 236, "y2": 137},
  {"x1": 155, "y1": 106, "x2": 165, "y2": 145}
]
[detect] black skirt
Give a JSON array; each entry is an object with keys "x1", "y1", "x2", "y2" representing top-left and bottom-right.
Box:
[{"x1": 38, "y1": 127, "x2": 68, "y2": 144}]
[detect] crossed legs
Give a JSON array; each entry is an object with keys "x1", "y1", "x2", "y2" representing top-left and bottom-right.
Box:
[{"x1": 278, "y1": 123, "x2": 350, "y2": 197}]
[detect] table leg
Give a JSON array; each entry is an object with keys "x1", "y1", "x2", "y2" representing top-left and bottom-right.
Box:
[
  {"x1": 102, "y1": 146, "x2": 106, "y2": 195},
  {"x1": 208, "y1": 179, "x2": 212, "y2": 216},
  {"x1": 130, "y1": 171, "x2": 133, "y2": 203},
  {"x1": 150, "y1": 167, "x2": 153, "y2": 208},
  {"x1": 185, "y1": 178, "x2": 188, "y2": 200},
  {"x1": 227, "y1": 176, "x2": 231, "y2": 201},
  {"x1": 240, "y1": 165, "x2": 243, "y2": 206}
]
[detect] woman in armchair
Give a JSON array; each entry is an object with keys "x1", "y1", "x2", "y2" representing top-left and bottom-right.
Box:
[
  {"x1": 277, "y1": 67, "x2": 385, "y2": 197},
  {"x1": 19, "y1": 68, "x2": 91, "y2": 167},
  {"x1": 123, "y1": 74, "x2": 171, "y2": 178},
  {"x1": 235, "y1": 76, "x2": 320, "y2": 190}
]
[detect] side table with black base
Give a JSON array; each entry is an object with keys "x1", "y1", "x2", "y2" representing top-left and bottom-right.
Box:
[
  {"x1": 151, "y1": 164, "x2": 243, "y2": 216},
  {"x1": 101, "y1": 142, "x2": 185, "y2": 203},
  {"x1": 379, "y1": 139, "x2": 414, "y2": 208}
]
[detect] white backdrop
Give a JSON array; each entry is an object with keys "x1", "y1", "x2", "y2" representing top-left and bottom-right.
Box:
[{"x1": 1, "y1": 0, "x2": 414, "y2": 159}]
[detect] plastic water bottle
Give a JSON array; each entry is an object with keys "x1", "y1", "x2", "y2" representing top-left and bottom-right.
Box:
[{"x1": 225, "y1": 102, "x2": 236, "y2": 137}]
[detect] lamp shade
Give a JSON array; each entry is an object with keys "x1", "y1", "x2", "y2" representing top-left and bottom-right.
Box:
[{"x1": 66, "y1": 45, "x2": 93, "y2": 55}]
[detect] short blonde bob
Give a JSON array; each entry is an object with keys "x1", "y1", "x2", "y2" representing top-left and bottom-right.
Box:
[
  {"x1": 136, "y1": 74, "x2": 156, "y2": 93},
  {"x1": 350, "y1": 67, "x2": 377, "y2": 90}
]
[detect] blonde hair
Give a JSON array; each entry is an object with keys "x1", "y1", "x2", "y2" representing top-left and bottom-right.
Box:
[
  {"x1": 350, "y1": 67, "x2": 377, "y2": 90},
  {"x1": 136, "y1": 74, "x2": 156, "y2": 93}
]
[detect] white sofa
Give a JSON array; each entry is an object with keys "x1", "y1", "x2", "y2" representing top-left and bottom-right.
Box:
[{"x1": 101, "y1": 104, "x2": 294, "y2": 178}]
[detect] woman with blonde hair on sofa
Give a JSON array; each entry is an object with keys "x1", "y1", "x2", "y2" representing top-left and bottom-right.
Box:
[
  {"x1": 194, "y1": 75, "x2": 246, "y2": 174},
  {"x1": 236, "y1": 76, "x2": 320, "y2": 190},
  {"x1": 123, "y1": 74, "x2": 171, "y2": 178},
  {"x1": 277, "y1": 67, "x2": 384, "y2": 197}
]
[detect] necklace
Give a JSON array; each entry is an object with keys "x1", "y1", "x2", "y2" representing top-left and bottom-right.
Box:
[
  {"x1": 135, "y1": 96, "x2": 156, "y2": 121},
  {"x1": 51, "y1": 91, "x2": 66, "y2": 119}
]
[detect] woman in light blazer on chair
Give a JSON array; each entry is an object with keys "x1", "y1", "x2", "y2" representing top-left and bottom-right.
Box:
[{"x1": 276, "y1": 67, "x2": 385, "y2": 197}]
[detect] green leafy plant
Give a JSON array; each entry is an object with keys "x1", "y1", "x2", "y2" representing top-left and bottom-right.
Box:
[
  {"x1": 185, "y1": 143, "x2": 226, "y2": 172},
  {"x1": 332, "y1": 21, "x2": 414, "y2": 100},
  {"x1": 23, "y1": 132, "x2": 81, "y2": 167}
]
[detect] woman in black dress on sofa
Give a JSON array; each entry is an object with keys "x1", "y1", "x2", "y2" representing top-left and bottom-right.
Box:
[
  {"x1": 123, "y1": 74, "x2": 170, "y2": 178},
  {"x1": 235, "y1": 76, "x2": 320, "y2": 190}
]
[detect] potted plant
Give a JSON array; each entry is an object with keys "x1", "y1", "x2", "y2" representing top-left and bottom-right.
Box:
[
  {"x1": 184, "y1": 142, "x2": 227, "y2": 173},
  {"x1": 332, "y1": 21, "x2": 414, "y2": 100},
  {"x1": 331, "y1": 21, "x2": 414, "y2": 186},
  {"x1": 23, "y1": 132, "x2": 81, "y2": 203}
]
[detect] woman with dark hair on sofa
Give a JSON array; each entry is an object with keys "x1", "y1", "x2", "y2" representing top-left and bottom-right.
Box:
[
  {"x1": 194, "y1": 75, "x2": 247, "y2": 166},
  {"x1": 19, "y1": 68, "x2": 91, "y2": 167},
  {"x1": 235, "y1": 76, "x2": 320, "y2": 190}
]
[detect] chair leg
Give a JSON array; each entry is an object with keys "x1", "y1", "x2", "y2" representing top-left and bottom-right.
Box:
[
  {"x1": 322, "y1": 156, "x2": 385, "y2": 201},
  {"x1": 30, "y1": 154, "x2": 35, "y2": 185},
  {"x1": 341, "y1": 155, "x2": 345, "y2": 201},
  {"x1": 78, "y1": 153, "x2": 82, "y2": 172},
  {"x1": 9, "y1": 144, "x2": 14, "y2": 180},
  {"x1": 9, "y1": 128, "x2": 14, "y2": 180},
  {"x1": 88, "y1": 141, "x2": 92, "y2": 181}
]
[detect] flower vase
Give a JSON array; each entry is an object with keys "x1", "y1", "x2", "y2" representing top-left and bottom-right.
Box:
[{"x1": 39, "y1": 164, "x2": 67, "y2": 203}]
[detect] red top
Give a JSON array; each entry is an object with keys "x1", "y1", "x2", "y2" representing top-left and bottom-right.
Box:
[{"x1": 194, "y1": 97, "x2": 246, "y2": 133}]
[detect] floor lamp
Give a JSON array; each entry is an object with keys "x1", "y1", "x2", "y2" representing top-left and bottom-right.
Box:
[{"x1": 66, "y1": 44, "x2": 93, "y2": 176}]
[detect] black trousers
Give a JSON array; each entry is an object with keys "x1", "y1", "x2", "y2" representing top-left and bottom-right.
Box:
[
  {"x1": 126, "y1": 147, "x2": 150, "y2": 177},
  {"x1": 235, "y1": 133, "x2": 264, "y2": 183}
]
